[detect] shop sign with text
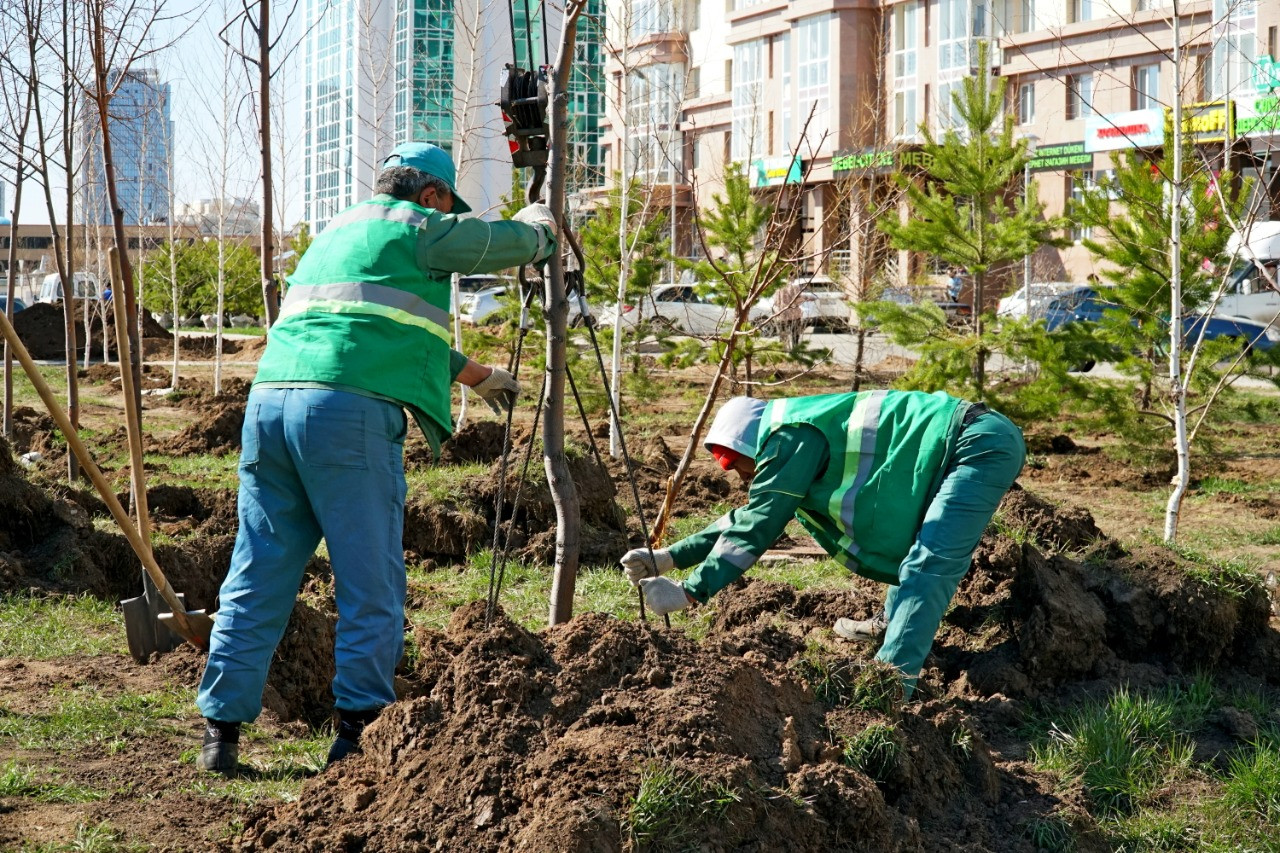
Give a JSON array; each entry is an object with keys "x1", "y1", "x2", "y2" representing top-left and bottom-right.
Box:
[
  {"x1": 1255, "y1": 55, "x2": 1280, "y2": 92},
  {"x1": 1084, "y1": 108, "x2": 1164, "y2": 152},
  {"x1": 1236, "y1": 94, "x2": 1280, "y2": 137},
  {"x1": 831, "y1": 147, "x2": 934, "y2": 174},
  {"x1": 1175, "y1": 101, "x2": 1234, "y2": 144},
  {"x1": 750, "y1": 156, "x2": 803, "y2": 187},
  {"x1": 1028, "y1": 141, "x2": 1093, "y2": 172}
]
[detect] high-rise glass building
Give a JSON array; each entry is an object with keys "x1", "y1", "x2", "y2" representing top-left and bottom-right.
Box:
[
  {"x1": 80, "y1": 68, "x2": 172, "y2": 225},
  {"x1": 302, "y1": 0, "x2": 605, "y2": 231}
]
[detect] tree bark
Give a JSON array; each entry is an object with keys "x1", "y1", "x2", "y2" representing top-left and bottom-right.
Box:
[
  {"x1": 258, "y1": 0, "x2": 279, "y2": 326},
  {"x1": 545, "y1": 1, "x2": 585, "y2": 626},
  {"x1": 89, "y1": 2, "x2": 142, "y2": 425},
  {"x1": 3, "y1": 78, "x2": 33, "y2": 440}
]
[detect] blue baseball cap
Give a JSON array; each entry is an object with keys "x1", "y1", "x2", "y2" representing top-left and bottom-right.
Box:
[{"x1": 381, "y1": 143, "x2": 472, "y2": 214}]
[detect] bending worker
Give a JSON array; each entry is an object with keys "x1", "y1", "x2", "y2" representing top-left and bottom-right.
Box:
[
  {"x1": 621, "y1": 391, "x2": 1025, "y2": 698},
  {"x1": 195, "y1": 143, "x2": 558, "y2": 774}
]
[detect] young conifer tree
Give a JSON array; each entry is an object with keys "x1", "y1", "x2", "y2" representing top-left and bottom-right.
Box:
[{"x1": 878, "y1": 41, "x2": 1061, "y2": 398}]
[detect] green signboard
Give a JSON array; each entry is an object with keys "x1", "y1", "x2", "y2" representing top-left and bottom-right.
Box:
[
  {"x1": 831, "y1": 147, "x2": 934, "y2": 174},
  {"x1": 1028, "y1": 141, "x2": 1092, "y2": 172}
]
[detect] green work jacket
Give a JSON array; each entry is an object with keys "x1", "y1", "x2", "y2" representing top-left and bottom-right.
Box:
[
  {"x1": 674, "y1": 391, "x2": 966, "y2": 599},
  {"x1": 254, "y1": 195, "x2": 543, "y2": 450}
]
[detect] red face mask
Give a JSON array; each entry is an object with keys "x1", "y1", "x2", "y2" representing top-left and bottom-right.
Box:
[{"x1": 710, "y1": 445, "x2": 742, "y2": 471}]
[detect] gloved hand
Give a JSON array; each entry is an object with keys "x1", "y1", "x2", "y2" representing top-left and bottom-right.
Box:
[
  {"x1": 620, "y1": 547, "x2": 674, "y2": 585},
  {"x1": 638, "y1": 576, "x2": 692, "y2": 616},
  {"x1": 513, "y1": 203, "x2": 559, "y2": 262},
  {"x1": 471, "y1": 367, "x2": 520, "y2": 415}
]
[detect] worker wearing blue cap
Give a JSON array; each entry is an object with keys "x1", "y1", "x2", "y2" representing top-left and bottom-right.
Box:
[{"x1": 194, "y1": 142, "x2": 559, "y2": 774}]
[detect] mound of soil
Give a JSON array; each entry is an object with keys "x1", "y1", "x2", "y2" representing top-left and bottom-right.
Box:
[
  {"x1": 158, "y1": 402, "x2": 246, "y2": 455},
  {"x1": 12, "y1": 303, "x2": 172, "y2": 360},
  {"x1": 5, "y1": 406, "x2": 57, "y2": 456},
  {"x1": 236, "y1": 605, "x2": 1063, "y2": 852},
  {"x1": 140, "y1": 335, "x2": 267, "y2": 362}
]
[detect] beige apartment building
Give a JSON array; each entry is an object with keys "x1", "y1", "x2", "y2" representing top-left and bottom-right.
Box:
[{"x1": 602, "y1": 0, "x2": 1280, "y2": 290}]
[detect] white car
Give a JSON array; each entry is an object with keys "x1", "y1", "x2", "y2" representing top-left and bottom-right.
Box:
[
  {"x1": 755, "y1": 276, "x2": 851, "y2": 331},
  {"x1": 597, "y1": 284, "x2": 736, "y2": 336},
  {"x1": 997, "y1": 282, "x2": 1083, "y2": 320},
  {"x1": 459, "y1": 282, "x2": 589, "y2": 326}
]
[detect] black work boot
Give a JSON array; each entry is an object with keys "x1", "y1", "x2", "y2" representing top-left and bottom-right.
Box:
[
  {"x1": 197, "y1": 719, "x2": 240, "y2": 775},
  {"x1": 326, "y1": 708, "x2": 381, "y2": 767}
]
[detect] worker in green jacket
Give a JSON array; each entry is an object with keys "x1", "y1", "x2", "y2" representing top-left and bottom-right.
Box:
[
  {"x1": 621, "y1": 391, "x2": 1025, "y2": 698},
  {"x1": 195, "y1": 143, "x2": 558, "y2": 774}
]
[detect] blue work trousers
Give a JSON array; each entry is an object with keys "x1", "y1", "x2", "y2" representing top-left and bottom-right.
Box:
[
  {"x1": 197, "y1": 387, "x2": 409, "y2": 722},
  {"x1": 876, "y1": 409, "x2": 1025, "y2": 698}
]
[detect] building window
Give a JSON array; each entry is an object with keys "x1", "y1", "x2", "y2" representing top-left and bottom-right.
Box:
[
  {"x1": 794, "y1": 14, "x2": 832, "y2": 146},
  {"x1": 893, "y1": 2, "x2": 919, "y2": 79},
  {"x1": 17, "y1": 236, "x2": 52, "y2": 250},
  {"x1": 938, "y1": 0, "x2": 968, "y2": 72},
  {"x1": 1133, "y1": 63, "x2": 1159, "y2": 110},
  {"x1": 1021, "y1": 0, "x2": 1037, "y2": 32},
  {"x1": 1071, "y1": 0, "x2": 1093, "y2": 23},
  {"x1": 1209, "y1": 0, "x2": 1257, "y2": 99},
  {"x1": 626, "y1": 62, "x2": 684, "y2": 183},
  {"x1": 1066, "y1": 73, "x2": 1093, "y2": 119},
  {"x1": 892, "y1": 0, "x2": 921, "y2": 138},
  {"x1": 731, "y1": 40, "x2": 764, "y2": 161},
  {"x1": 1068, "y1": 171, "x2": 1094, "y2": 242},
  {"x1": 894, "y1": 90, "x2": 919, "y2": 138},
  {"x1": 1018, "y1": 82, "x2": 1035, "y2": 124},
  {"x1": 629, "y1": 0, "x2": 676, "y2": 40}
]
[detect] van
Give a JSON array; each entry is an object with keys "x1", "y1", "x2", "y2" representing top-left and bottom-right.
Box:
[
  {"x1": 1222, "y1": 224, "x2": 1280, "y2": 326},
  {"x1": 37, "y1": 272, "x2": 100, "y2": 304}
]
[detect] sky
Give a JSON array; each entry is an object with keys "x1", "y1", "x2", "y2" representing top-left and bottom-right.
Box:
[{"x1": 5, "y1": 0, "x2": 305, "y2": 228}]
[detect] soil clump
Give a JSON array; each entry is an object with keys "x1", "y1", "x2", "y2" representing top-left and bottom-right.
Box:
[{"x1": 159, "y1": 402, "x2": 246, "y2": 455}]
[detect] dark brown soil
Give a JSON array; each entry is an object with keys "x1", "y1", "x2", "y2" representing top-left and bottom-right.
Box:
[
  {"x1": 158, "y1": 402, "x2": 246, "y2": 455},
  {"x1": 12, "y1": 303, "x2": 171, "y2": 360},
  {"x1": 231, "y1": 492, "x2": 1280, "y2": 852}
]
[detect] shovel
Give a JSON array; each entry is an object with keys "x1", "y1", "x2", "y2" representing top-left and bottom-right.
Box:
[
  {"x1": 106, "y1": 249, "x2": 213, "y2": 659},
  {"x1": 0, "y1": 250, "x2": 212, "y2": 660}
]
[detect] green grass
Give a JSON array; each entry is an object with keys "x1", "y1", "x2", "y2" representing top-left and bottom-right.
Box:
[
  {"x1": 0, "y1": 685, "x2": 192, "y2": 751},
  {"x1": 178, "y1": 727, "x2": 329, "y2": 805},
  {"x1": 623, "y1": 760, "x2": 742, "y2": 852},
  {"x1": 142, "y1": 452, "x2": 240, "y2": 490},
  {"x1": 792, "y1": 645, "x2": 902, "y2": 711},
  {"x1": 1250, "y1": 524, "x2": 1280, "y2": 546},
  {"x1": 1033, "y1": 688, "x2": 1193, "y2": 817},
  {"x1": 405, "y1": 461, "x2": 489, "y2": 503},
  {"x1": 1216, "y1": 729, "x2": 1280, "y2": 832},
  {"x1": 1193, "y1": 476, "x2": 1254, "y2": 497},
  {"x1": 18, "y1": 822, "x2": 148, "y2": 852},
  {"x1": 1166, "y1": 544, "x2": 1265, "y2": 599},
  {"x1": 839, "y1": 723, "x2": 901, "y2": 783},
  {"x1": 0, "y1": 760, "x2": 105, "y2": 803},
  {"x1": 0, "y1": 594, "x2": 126, "y2": 658},
  {"x1": 1022, "y1": 812, "x2": 1077, "y2": 853}
]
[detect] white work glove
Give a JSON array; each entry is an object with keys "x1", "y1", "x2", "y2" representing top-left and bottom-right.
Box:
[
  {"x1": 513, "y1": 203, "x2": 559, "y2": 262},
  {"x1": 471, "y1": 367, "x2": 520, "y2": 415},
  {"x1": 638, "y1": 576, "x2": 692, "y2": 616},
  {"x1": 620, "y1": 547, "x2": 675, "y2": 585}
]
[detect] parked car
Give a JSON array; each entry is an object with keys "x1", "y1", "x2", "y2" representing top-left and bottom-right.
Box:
[
  {"x1": 756, "y1": 275, "x2": 851, "y2": 331},
  {"x1": 997, "y1": 281, "x2": 1083, "y2": 320},
  {"x1": 0, "y1": 296, "x2": 27, "y2": 315},
  {"x1": 459, "y1": 280, "x2": 588, "y2": 326},
  {"x1": 1223, "y1": 223, "x2": 1280, "y2": 326},
  {"x1": 1045, "y1": 285, "x2": 1278, "y2": 370},
  {"x1": 37, "y1": 272, "x2": 100, "y2": 305},
  {"x1": 597, "y1": 284, "x2": 736, "y2": 336}
]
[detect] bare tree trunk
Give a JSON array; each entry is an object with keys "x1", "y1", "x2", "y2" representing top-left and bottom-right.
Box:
[
  {"x1": 546, "y1": 0, "x2": 586, "y2": 626},
  {"x1": 973, "y1": 269, "x2": 986, "y2": 399},
  {"x1": 3, "y1": 80, "x2": 33, "y2": 440},
  {"x1": 24, "y1": 14, "x2": 80, "y2": 482},
  {"x1": 1165, "y1": 0, "x2": 1189, "y2": 543},
  {"x1": 88, "y1": 3, "x2": 142, "y2": 424},
  {"x1": 258, "y1": 0, "x2": 279, "y2": 326}
]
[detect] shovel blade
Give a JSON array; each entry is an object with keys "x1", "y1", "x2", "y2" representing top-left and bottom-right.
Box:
[{"x1": 121, "y1": 595, "x2": 158, "y2": 663}]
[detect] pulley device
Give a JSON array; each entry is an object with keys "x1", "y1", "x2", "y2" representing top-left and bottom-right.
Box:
[{"x1": 500, "y1": 65, "x2": 550, "y2": 204}]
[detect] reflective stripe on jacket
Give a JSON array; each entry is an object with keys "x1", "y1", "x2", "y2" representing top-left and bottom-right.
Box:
[
  {"x1": 254, "y1": 195, "x2": 540, "y2": 442},
  {"x1": 757, "y1": 391, "x2": 966, "y2": 584}
]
